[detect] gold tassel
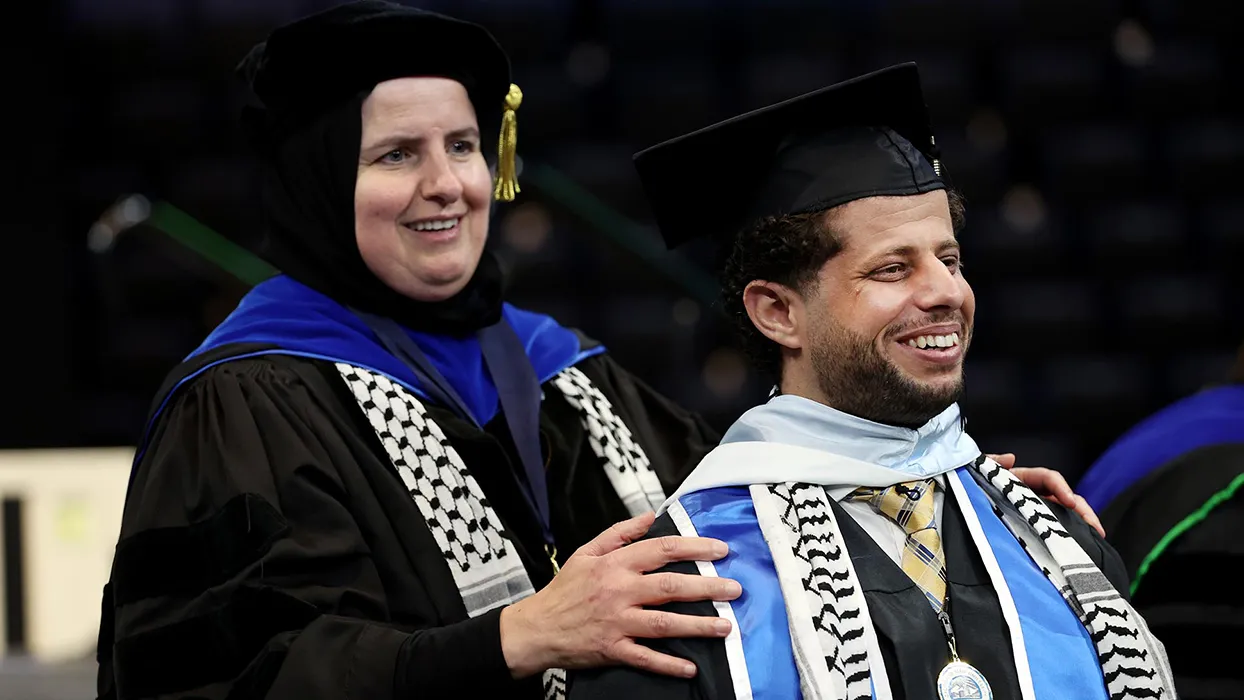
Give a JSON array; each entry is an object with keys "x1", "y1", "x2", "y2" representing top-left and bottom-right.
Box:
[{"x1": 493, "y1": 83, "x2": 523, "y2": 202}]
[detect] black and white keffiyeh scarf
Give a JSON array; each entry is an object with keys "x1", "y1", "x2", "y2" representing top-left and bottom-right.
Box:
[
  {"x1": 745, "y1": 456, "x2": 1176, "y2": 700},
  {"x1": 337, "y1": 363, "x2": 666, "y2": 700}
]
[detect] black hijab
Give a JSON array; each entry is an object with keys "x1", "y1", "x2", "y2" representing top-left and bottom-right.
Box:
[{"x1": 237, "y1": 1, "x2": 512, "y2": 335}]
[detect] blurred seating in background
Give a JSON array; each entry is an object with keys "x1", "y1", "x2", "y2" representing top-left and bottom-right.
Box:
[{"x1": 54, "y1": 0, "x2": 1243, "y2": 483}]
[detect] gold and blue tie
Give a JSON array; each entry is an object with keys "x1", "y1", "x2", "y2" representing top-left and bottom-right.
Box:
[{"x1": 849, "y1": 478, "x2": 947, "y2": 613}]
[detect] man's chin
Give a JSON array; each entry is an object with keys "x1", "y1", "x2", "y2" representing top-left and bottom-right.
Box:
[
  {"x1": 896, "y1": 372, "x2": 965, "y2": 407},
  {"x1": 894, "y1": 363, "x2": 964, "y2": 388}
]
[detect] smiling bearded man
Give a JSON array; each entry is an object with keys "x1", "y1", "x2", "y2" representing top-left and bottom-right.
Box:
[
  {"x1": 566, "y1": 63, "x2": 1176, "y2": 700},
  {"x1": 800, "y1": 195, "x2": 973, "y2": 429}
]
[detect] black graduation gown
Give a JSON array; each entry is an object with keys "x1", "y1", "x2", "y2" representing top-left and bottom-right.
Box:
[
  {"x1": 567, "y1": 483, "x2": 1130, "y2": 700},
  {"x1": 95, "y1": 346, "x2": 720, "y2": 700},
  {"x1": 1100, "y1": 441, "x2": 1244, "y2": 700}
]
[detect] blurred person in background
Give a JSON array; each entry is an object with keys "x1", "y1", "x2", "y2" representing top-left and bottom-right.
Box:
[
  {"x1": 94, "y1": 3, "x2": 1102, "y2": 699},
  {"x1": 1076, "y1": 337, "x2": 1244, "y2": 700},
  {"x1": 570, "y1": 64, "x2": 1174, "y2": 700}
]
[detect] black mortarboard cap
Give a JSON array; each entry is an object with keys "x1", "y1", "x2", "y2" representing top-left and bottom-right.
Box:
[
  {"x1": 634, "y1": 63, "x2": 945, "y2": 249},
  {"x1": 239, "y1": 0, "x2": 510, "y2": 126},
  {"x1": 238, "y1": 0, "x2": 524, "y2": 199}
]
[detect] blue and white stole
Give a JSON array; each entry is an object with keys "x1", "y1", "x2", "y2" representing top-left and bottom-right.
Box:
[{"x1": 659, "y1": 396, "x2": 1174, "y2": 700}]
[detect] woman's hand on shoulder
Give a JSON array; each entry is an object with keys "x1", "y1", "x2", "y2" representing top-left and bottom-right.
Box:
[{"x1": 499, "y1": 512, "x2": 741, "y2": 679}]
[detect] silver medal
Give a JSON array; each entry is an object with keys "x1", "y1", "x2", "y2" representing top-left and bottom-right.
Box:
[{"x1": 937, "y1": 660, "x2": 992, "y2": 700}]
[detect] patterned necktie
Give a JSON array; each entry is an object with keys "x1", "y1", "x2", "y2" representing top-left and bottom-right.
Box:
[{"x1": 847, "y1": 478, "x2": 947, "y2": 613}]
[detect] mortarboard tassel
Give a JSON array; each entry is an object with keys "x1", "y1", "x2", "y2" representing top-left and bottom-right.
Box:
[{"x1": 493, "y1": 83, "x2": 523, "y2": 202}]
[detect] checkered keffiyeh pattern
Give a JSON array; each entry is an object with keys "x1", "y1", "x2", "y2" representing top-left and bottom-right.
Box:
[
  {"x1": 849, "y1": 478, "x2": 947, "y2": 613},
  {"x1": 336, "y1": 361, "x2": 677, "y2": 700},
  {"x1": 336, "y1": 363, "x2": 566, "y2": 698},
  {"x1": 752, "y1": 465, "x2": 1175, "y2": 699}
]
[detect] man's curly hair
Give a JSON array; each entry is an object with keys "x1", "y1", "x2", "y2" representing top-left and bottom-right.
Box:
[{"x1": 719, "y1": 190, "x2": 966, "y2": 380}]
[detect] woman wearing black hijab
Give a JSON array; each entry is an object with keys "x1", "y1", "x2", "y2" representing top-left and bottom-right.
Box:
[
  {"x1": 95, "y1": 3, "x2": 1099, "y2": 699},
  {"x1": 96, "y1": 4, "x2": 736, "y2": 699}
]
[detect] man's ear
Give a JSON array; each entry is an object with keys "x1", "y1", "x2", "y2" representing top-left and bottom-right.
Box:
[{"x1": 742, "y1": 280, "x2": 805, "y2": 351}]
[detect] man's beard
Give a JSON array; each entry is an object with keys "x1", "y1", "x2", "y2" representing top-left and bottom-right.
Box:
[{"x1": 808, "y1": 314, "x2": 969, "y2": 428}]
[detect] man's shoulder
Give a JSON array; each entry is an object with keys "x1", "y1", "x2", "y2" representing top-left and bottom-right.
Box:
[
  {"x1": 639, "y1": 511, "x2": 700, "y2": 577},
  {"x1": 964, "y1": 469, "x2": 1133, "y2": 595},
  {"x1": 1043, "y1": 497, "x2": 1132, "y2": 595},
  {"x1": 647, "y1": 510, "x2": 682, "y2": 538},
  {"x1": 567, "y1": 507, "x2": 734, "y2": 700}
]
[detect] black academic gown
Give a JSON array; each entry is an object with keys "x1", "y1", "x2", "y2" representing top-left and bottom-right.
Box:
[
  {"x1": 567, "y1": 481, "x2": 1130, "y2": 700},
  {"x1": 96, "y1": 347, "x2": 719, "y2": 700},
  {"x1": 1101, "y1": 441, "x2": 1244, "y2": 700}
]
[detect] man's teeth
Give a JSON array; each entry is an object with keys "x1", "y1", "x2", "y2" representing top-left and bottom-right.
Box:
[
  {"x1": 906, "y1": 332, "x2": 960, "y2": 349},
  {"x1": 409, "y1": 218, "x2": 459, "y2": 231}
]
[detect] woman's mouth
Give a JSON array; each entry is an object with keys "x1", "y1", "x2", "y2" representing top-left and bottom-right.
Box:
[{"x1": 403, "y1": 217, "x2": 461, "y2": 240}]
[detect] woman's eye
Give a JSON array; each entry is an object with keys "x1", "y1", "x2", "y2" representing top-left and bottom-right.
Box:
[{"x1": 380, "y1": 149, "x2": 405, "y2": 164}]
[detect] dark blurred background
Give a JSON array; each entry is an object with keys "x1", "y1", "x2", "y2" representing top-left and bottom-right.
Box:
[
  {"x1": 2, "y1": 0, "x2": 1242, "y2": 696},
  {"x1": 10, "y1": 0, "x2": 1243, "y2": 484}
]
